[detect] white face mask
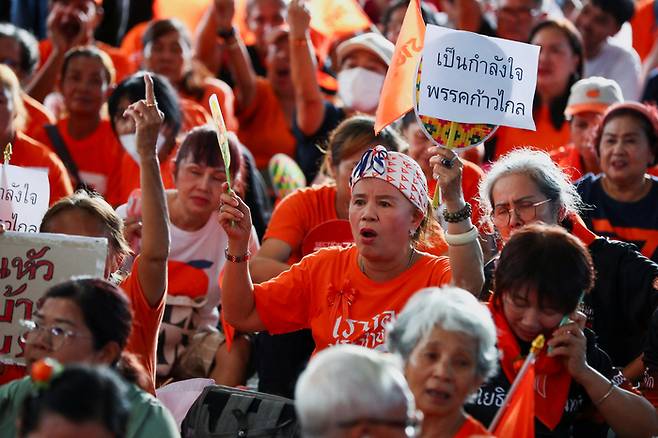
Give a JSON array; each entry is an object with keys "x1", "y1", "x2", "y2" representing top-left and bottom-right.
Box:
[
  {"x1": 337, "y1": 67, "x2": 386, "y2": 114},
  {"x1": 119, "y1": 133, "x2": 167, "y2": 164}
]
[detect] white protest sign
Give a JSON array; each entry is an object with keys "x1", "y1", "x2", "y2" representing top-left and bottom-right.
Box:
[
  {"x1": 417, "y1": 25, "x2": 540, "y2": 130},
  {"x1": 0, "y1": 232, "x2": 107, "y2": 364},
  {"x1": 0, "y1": 163, "x2": 50, "y2": 232}
]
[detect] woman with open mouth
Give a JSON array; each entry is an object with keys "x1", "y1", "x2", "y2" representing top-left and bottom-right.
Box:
[
  {"x1": 217, "y1": 144, "x2": 483, "y2": 354},
  {"x1": 387, "y1": 286, "x2": 498, "y2": 437}
]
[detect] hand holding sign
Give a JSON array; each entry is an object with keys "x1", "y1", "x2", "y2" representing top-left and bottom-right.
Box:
[{"x1": 122, "y1": 73, "x2": 164, "y2": 160}]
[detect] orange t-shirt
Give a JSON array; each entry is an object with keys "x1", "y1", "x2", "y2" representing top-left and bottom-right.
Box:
[
  {"x1": 253, "y1": 245, "x2": 451, "y2": 351},
  {"x1": 9, "y1": 132, "x2": 73, "y2": 205},
  {"x1": 492, "y1": 105, "x2": 571, "y2": 160},
  {"x1": 550, "y1": 143, "x2": 584, "y2": 182},
  {"x1": 180, "y1": 97, "x2": 212, "y2": 132},
  {"x1": 181, "y1": 78, "x2": 239, "y2": 132},
  {"x1": 39, "y1": 40, "x2": 136, "y2": 83},
  {"x1": 631, "y1": 0, "x2": 658, "y2": 61},
  {"x1": 32, "y1": 118, "x2": 125, "y2": 205},
  {"x1": 427, "y1": 158, "x2": 484, "y2": 227},
  {"x1": 264, "y1": 184, "x2": 340, "y2": 264},
  {"x1": 237, "y1": 77, "x2": 296, "y2": 169},
  {"x1": 111, "y1": 152, "x2": 177, "y2": 207},
  {"x1": 121, "y1": 256, "x2": 166, "y2": 395},
  {"x1": 21, "y1": 92, "x2": 55, "y2": 141},
  {"x1": 454, "y1": 415, "x2": 491, "y2": 438},
  {"x1": 119, "y1": 21, "x2": 150, "y2": 68}
]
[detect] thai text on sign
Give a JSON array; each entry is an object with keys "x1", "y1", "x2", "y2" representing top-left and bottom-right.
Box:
[{"x1": 418, "y1": 25, "x2": 540, "y2": 130}]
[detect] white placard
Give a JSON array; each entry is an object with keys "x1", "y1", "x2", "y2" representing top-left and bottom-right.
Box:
[
  {"x1": 0, "y1": 163, "x2": 50, "y2": 232},
  {"x1": 0, "y1": 232, "x2": 108, "y2": 364},
  {"x1": 418, "y1": 25, "x2": 540, "y2": 130}
]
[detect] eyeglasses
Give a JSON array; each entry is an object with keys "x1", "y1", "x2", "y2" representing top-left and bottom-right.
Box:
[
  {"x1": 496, "y1": 6, "x2": 541, "y2": 20},
  {"x1": 491, "y1": 198, "x2": 553, "y2": 226},
  {"x1": 19, "y1": 319, "x2": 92, "y2": 351},
  {"x1": 337, "y1": 416, "x2": 421, "y2": 437}
]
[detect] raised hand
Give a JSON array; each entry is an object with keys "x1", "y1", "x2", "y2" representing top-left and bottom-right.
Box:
[
  {"x1": 122, "y1": 74, "x2": 164, "y2": 160},
  {"x1": 288, "y1": 0, "x2": 311, "y2": 39},
  {"x1": 214, "y1": 0, "x2": 236, "y2": 32},
  {"x1": 218, "y1": 182, "x2": 253, "y2": 253},
  {"x1": 428, "y1": 146, "x2": 465, "y2": 206}
]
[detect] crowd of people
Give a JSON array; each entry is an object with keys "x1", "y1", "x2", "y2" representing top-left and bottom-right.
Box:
[{"x1": 3, "y1": 0, "x2": 658, "y2": 436}]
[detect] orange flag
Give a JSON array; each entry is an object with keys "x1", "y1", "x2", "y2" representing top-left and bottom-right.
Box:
[
  {"x1": 374, "y1": 0, "x2": 425, "y2": 134},
  {"x1": 492, "y1": 364, "x2": 535, "y2": 438},
  {"x1": 306, "y1": 0, "x2": 371, "y2": 37}
]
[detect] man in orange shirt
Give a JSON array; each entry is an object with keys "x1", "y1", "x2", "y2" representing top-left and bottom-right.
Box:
[
  {"x1": 0, "y1": 23, "x2": 55, "y2": 141},
  {"x1": 27, "y1": 0, "x2": 136, "y2": 102},
  {"x1": 0, "y1": 65, "x2": 72, "y2": 205},
  {"x1": 550, "y1": 76, "x2": 623, "y2": 181}
]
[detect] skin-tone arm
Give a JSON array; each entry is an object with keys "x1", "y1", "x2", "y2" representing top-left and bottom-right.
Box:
[
  {"x1": 213, "y1": 0, "x2": 258, "y2": 111},
  {"x1": 548, "y1": 319, "x2": 658, "y2": 437},
  {"x1": 194, "y1": 2, "x2": 224, "y2": 75},
  {"x1": 218, "y1": 182, "x2": 267, "y2": 331},
  {"x1": 122, "y1": 74, "x2": 170, "y2": 307},
  {"x1": 429, "y1": 146, "x2": 485, "y2": 295},
  {"x1": 287, "y1": 0, "x2": 326, "y2": 135},
  {"x1": 249, "y1": 238, "x2": 293, "y2": 282},
  {"x1": 26, "y1": 3, "x2": 90, "y2": 101}
]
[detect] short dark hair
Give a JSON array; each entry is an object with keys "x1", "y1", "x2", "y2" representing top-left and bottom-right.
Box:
[
  {"x1": 20, "y1": 365, "x2": 130, "y2": 437},
  {"x1": 174, "y1": 126, "x2": 246, "y2": 194},
  {"x1": 142, "y1": 18, "x2": 192, "y2": 50},
  {"x1": 107, "y1": 71, "x2": 183, "y2": 137},
  {"x1": 42, "y1": 278, "x2": 133, "y2": 353},
  {"x1": 380, "y1": 0, "x2": 438, "y2": 35},
  {"x1": 0, "y1": 22, "x2": 39, "y2": 76},
  {"x1": 493, "y1": 224, "x2": 595, "y2": 314},
  {"x1": 591, "y1": 0, "x2": 635, "y2": 26}
]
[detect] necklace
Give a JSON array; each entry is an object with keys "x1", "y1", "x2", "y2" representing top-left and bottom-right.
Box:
[{"x1": 359, "y1": 247, "x2": 416, "y2": 277}]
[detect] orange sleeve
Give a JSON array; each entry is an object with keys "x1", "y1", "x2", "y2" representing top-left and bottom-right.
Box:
[
  {"x1": 122, "y1": 256, "x2": 166, "y2": 395},
  {"x1": 180, "y1": 98, "x2": 212, "y2": 131},
  {"x1": 253, "y1": 254, "x2": 315, "y2": 334},
  {"x1": 263, "y1": 188, "x2": 316, "y2": 250},
  {"x1": 461, "y1": 160, "x2": 484, "y2": 226}
]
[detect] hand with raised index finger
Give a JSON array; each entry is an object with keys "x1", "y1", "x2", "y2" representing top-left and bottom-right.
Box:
[
  {"x1": 122, "y1": 73, "x2": 165, "y2": 160},
  {"x1": 288, "y1": 0, "x2": 311, "y2": 38}
]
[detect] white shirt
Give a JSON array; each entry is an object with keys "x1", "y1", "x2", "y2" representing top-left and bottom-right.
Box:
[{"x1": 585, "y1": 39, "x2": 642, "y2": 101}]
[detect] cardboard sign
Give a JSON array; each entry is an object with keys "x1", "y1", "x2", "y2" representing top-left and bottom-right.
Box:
[
  {"x1": 418, "y1": 25, "x2": 540, "y2": 130},
  {"x1": 0, "y1": 232, "x2": 108, "y2": 364},
  {"x1": 0, "y1": 163, "x2": 50, "y2": 232}
]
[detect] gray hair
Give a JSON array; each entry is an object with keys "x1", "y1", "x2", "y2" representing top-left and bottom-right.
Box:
[
  {"x1": 295, "y1": 345, "x2": 414, "y2": 438},
  {"x1": 387, "y1": 287, "x2": 499, "y2": 382},
  {"x1": 478, "y1": 148, "x2": 584, "y2": 224}
]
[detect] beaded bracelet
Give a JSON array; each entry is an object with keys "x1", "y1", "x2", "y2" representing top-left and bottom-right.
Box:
[
  {"x1": 224, "y1": 248, "x2": 251, "y2": 263},
  {"x1": 442, "y1": 203, "x2": 472, "y2": 223}
]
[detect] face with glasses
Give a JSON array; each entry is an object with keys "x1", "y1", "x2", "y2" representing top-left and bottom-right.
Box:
[
  {"x1": 490, "y1": 173, "x2": 559, "y2": 242},
  {"x1": 495, "y1": 0, "x2": 543, "y2": 42},
  {"x1": 22, "y1": 298, "x2": 114, "y2": 370}
]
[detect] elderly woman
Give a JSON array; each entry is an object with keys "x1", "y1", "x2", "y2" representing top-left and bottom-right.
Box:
[
  {"x1": 387, "y1": 287, "x2": 498, "y2": 437},
  {"x1": 577, "y1": 102, "x2": 658, "y2": 264},
  {"x1": 464, "y1": 224, "x2": 658, "y2": 437},
  {"x1": 219, "y1": 144, "x2": 484, "y2": 352},
  {"x1": 0, "y1": 278, "x2": 178, "y2": 438},
  {"x1": 295, "y1": 345, "x2": 416, "y2": 438},
  {"x1": 474, "y1": 148, "x2": 658, "y2": 377}
]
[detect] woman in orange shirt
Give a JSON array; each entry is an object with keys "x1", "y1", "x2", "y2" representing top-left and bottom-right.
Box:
[
  {"x1": 31, "y1": 46, "x2": 125, "y2": 205},
  {"x1": 491, "y1": 19, "x2": 584, "y2": 161},
  {"x1": 141, "y1": 18, "x2": 238, "y2": 132},
  {"x1": 219, "y1": 145, "x2": 484, "y2": 352},
  {"x1": 388, "y1": 287, "x2": 497, "y2": 437}
]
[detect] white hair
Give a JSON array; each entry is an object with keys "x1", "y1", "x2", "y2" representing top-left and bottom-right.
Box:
[
  {"x1": 295, "y1": 345, "x2": 414, "y2": 438},
  {"x1": 387, "y1": 287, "x2": 499, "y2": 382},
  {"x1": 477, "y1": 148, "x2": 584, "y2": 225}
]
